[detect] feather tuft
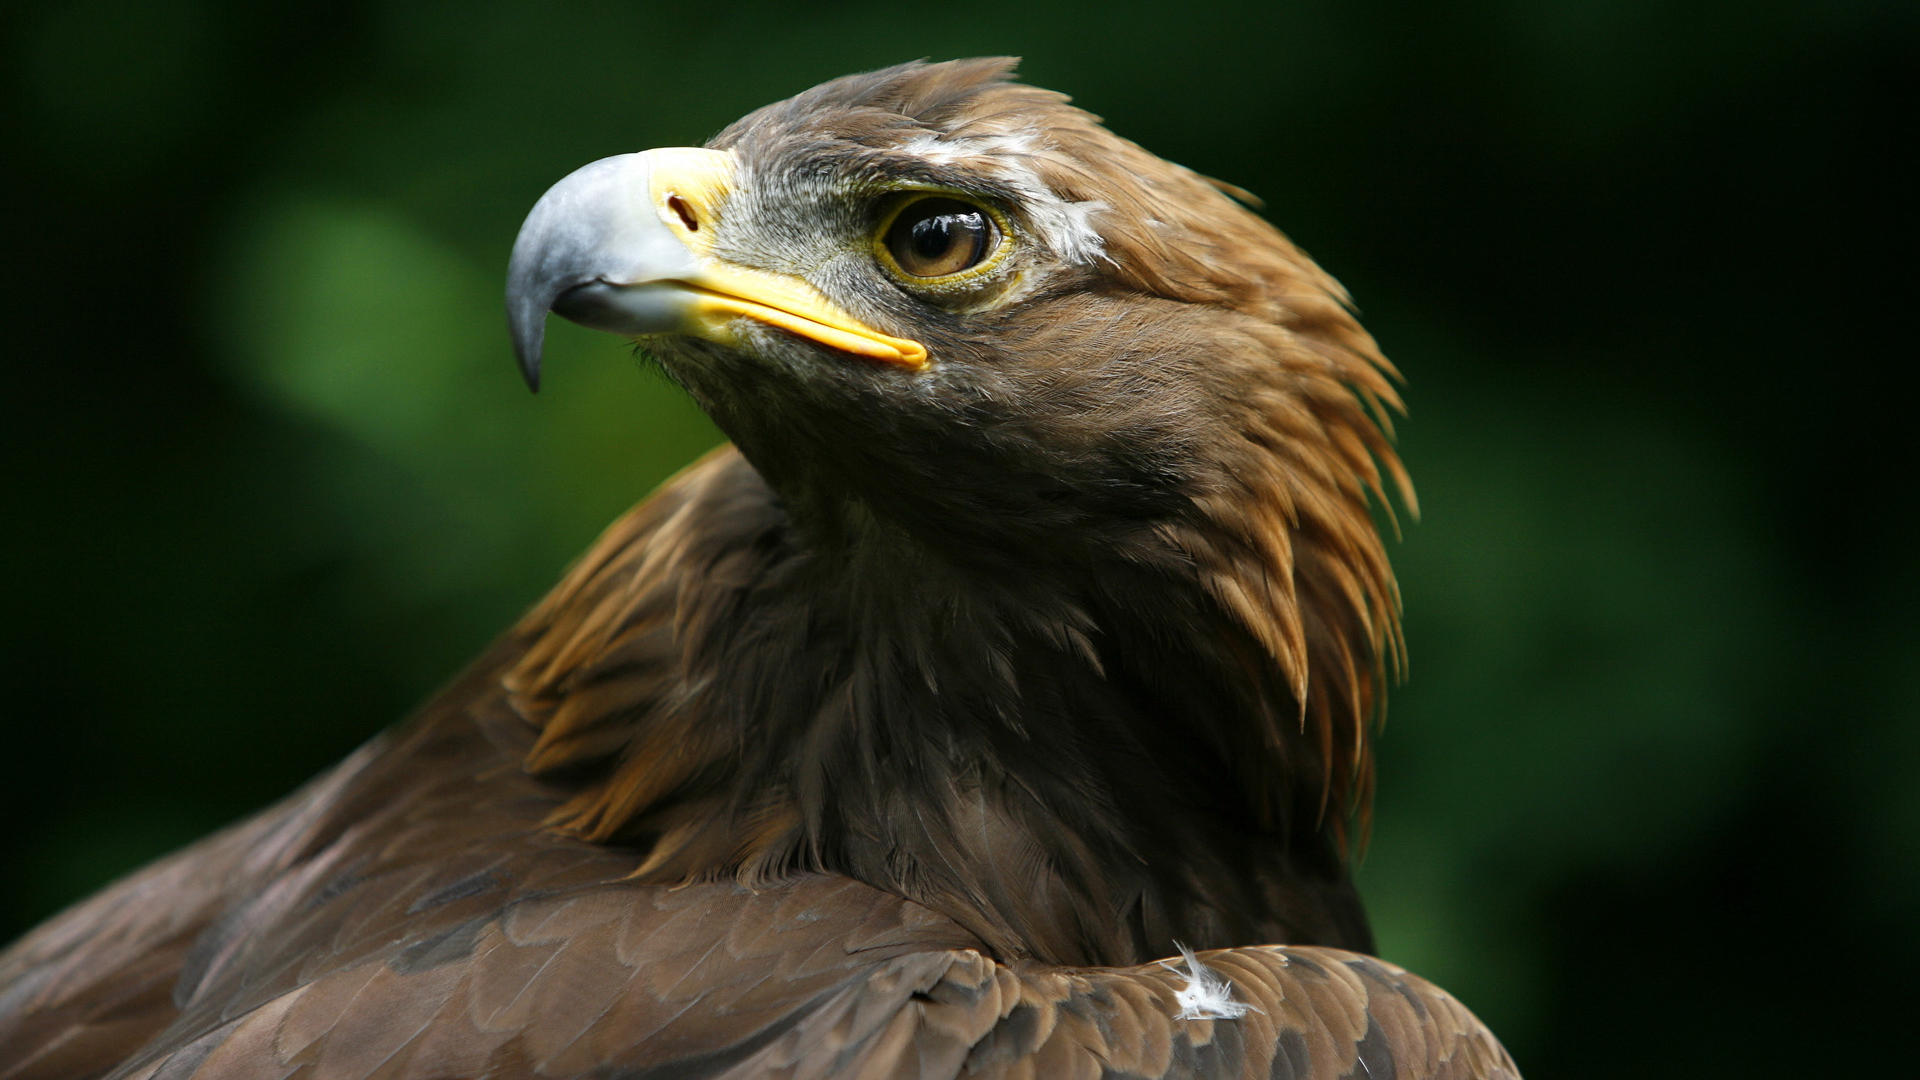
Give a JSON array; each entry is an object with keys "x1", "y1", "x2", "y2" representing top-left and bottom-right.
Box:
[{"x1": 1163, "y1": 942, "x2": 1262, "y2": 1020}]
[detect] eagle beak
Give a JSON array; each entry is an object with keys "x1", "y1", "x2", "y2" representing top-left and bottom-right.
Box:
[{"x1": 506, "y1": 147, "x2": 927, "y2": 391}]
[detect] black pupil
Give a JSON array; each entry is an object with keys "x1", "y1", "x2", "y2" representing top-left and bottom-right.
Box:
[
  {"x1": 911, "y1": 215, "x2": 962, "y2": 260},
  {"x1": 888, "y1": 198, "x2": 991, "y2": 277}
]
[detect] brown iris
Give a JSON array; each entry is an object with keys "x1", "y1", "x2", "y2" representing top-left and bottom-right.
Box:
[{"x1": 883, "y1": 197, "x2": 998, "y2": 279}]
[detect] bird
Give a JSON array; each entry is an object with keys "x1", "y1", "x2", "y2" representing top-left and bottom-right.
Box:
[{"x1": 0, "y1": 59, "x2": 1518, "y2": 1079}]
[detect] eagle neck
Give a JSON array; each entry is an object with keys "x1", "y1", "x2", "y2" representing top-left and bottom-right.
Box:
[{"x1": 507, "y1": 449, "x2": 1372, "y2": 966}]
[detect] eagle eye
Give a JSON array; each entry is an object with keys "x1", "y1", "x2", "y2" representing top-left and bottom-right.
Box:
[{"x1": 881, "y1": 197, "x2": 1000, "y2": 280}]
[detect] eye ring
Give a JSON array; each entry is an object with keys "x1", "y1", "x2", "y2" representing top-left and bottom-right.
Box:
[{"x1": 874, "y1": 193, "x2": 1013, "y2": 290}]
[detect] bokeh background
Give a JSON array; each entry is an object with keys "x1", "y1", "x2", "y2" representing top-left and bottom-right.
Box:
[{"x1": 2, "y1": 0, "x2": 1913, "y2": 1073}]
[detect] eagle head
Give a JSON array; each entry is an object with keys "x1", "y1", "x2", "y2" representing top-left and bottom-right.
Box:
[{"x1": 510, "y1": 57, "x2": 1403, "y2": 564}]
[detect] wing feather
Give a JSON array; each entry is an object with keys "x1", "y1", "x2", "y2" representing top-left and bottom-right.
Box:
[{"x1": 872, "y1": 946, "x2": 1517, "y2": 1080}]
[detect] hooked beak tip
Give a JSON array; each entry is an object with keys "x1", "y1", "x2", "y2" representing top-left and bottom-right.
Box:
[
  {"x1": 512, "y1": 329, "x2": 543, "y2": 393},
  {"x1": 508, "y1": 294, "x2": 547, "y2": 393}
]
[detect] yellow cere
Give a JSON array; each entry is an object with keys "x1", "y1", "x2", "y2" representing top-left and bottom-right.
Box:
[{"x1": 643, "y1": 148, "x2": 929, "y2": 370}]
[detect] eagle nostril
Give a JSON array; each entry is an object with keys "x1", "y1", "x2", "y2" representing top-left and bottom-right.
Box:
[{"x1": 667, "y1": 194, "x2": 699, "y2": 232}]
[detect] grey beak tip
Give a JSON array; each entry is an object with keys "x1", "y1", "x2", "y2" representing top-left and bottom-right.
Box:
[
  {"x1": 514, "y1": 333, "x2": 544, "y2": 393},
  {"x1": 508, "y1": 299, "x2": 546, "y2": 393}
]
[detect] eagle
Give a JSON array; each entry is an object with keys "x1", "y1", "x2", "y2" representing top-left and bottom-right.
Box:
[{"x1": 0, "y1": 60, "x2": 1518, "y2": 1079}]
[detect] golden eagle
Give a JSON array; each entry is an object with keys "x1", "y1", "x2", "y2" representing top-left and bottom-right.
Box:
[{"x1": 0, "y1": 59, "x2": 1516, "y2": 1079}]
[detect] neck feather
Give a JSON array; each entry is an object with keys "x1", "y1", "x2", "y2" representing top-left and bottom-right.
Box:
[{"x1": 503, "y1": 443, "x2": 1387, "y2": 964}]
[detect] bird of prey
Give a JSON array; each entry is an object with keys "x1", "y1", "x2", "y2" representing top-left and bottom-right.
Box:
[{"x1": 0, "y1": 59, "x2": 1518, "y2": 1079}]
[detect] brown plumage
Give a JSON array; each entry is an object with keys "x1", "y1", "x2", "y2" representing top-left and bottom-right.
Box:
[{"x1": 0, "y1": 59, "x2": 1515, "y2": 1078}]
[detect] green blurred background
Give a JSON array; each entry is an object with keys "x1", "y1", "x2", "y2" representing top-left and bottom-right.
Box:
[{"x1": 2, "y1": 0, "x2": 1912, "y2": 1073}]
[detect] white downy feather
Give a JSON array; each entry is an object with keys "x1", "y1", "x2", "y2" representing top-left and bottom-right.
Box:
[{"x1": 1163, "y1": 942, "x2": 1263, "y2": 1021}]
